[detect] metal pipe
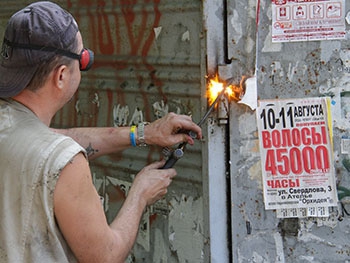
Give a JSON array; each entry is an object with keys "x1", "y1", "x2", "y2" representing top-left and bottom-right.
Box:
[{"x1": 223, "y1": 0, "x2": 232, "y2": 64}]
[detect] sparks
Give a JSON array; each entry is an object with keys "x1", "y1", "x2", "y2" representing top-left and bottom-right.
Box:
[
  {"x1": 207, "y1": 75, "x2": 245, "y2": 105},
  {"x1": 207, "y1": 75, "x2": 224, "y2": 105}
]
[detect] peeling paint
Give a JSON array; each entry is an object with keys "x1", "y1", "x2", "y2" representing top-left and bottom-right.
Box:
[
  {"x1": 320, "y1": 41, "x2": 341, "y2": 62},
  {"x1": 238, "y1": 112, "x2": 257, "y2": 135},
  {"x1": 287, "y1": 62, "x2": 307, "y2": 83},
  {"x1": 346, "y1": 11, "x2": 350, "y2": 25},
  {"x1": 298, "y1": 230, "x2": 334, "y2": 246},
  {"x1": 113, "y1": 104, "x2": 129, "y2": 127},
  {"x1": 339, "y1": 48, "x2": 350, "y2": 69},
  {"x1": 153, "y1": 100, "x2": 169, "y2": 118},
  {"x1": 262, "y1": 26, "x2": 282, "y2": 53},
  {"x1": 230, "y1": 9, "x2": 243, "y2": 43},
  {"x1": 251, "y1": 251, "x2": 266, "y2": 263},
  {"x1": 299, "y1": 255, "x2": 314, "y2": 262},
  {"x1": 181, "y1": 30, "x2": 190, "y2": 42},
  {"x1": 271, "y1": 61, "x2": 284, "y2": 78},
  {"x1": 92, "y1": 93, "x2": 100, "y2": 107},
  {"x1": 128, "y1": 107, "x2": 145, "y2": 126},
  {"x1": 322, "y1": 73, "x2": 350, "y2": 130},
  {"x1": 153, "y1": 26, "x2": 162, "y2": 40},
  {"x1": 168, "y1": 195, "x2": 204, "y2": 262},
  {"x1": 239, "y1": 139, "x2": 260, "y2": 159},
  {"x1": 152, "y1": 228, "x2": 168, "y2": 262},
  {"x1": 245, "y1": 36, "x2": 255, "y2": 54},
  {"x1": 248, "y1": 161, "x2": 263, "y2": 190},
  {"x1": 273, "y1": 232, "x2": 285, "y2": 263}
]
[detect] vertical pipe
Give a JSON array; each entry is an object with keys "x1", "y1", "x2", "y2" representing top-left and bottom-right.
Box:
[
  {"x1": 224, "y1": 118, "x2": 233, "y2": 262},
  {"x1": 223, "y1": 0, "x2": 232, "y2": 64}
]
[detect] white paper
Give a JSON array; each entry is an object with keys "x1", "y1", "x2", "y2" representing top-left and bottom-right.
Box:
[{"x1": 271, "y1": 0, "x2": 346, "y2": 42}]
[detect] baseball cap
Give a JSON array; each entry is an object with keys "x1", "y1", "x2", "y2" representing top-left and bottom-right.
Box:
[{"x1": 0, "y1": 1, "x2": 79, "y2": 98}]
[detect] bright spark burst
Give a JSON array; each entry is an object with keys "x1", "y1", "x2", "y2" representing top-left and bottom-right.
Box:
[{"x1": 207, "y1": 75, "x2": 244, "y2": 105}]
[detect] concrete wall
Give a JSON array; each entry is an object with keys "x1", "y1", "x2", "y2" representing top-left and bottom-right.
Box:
[{"x1": 218, "y1": 0, "x2": 350, "y2": 262}]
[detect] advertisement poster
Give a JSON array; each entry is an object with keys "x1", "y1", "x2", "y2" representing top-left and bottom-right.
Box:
[
  {"x1": 271, "y1": 0, "x2": 346, "y2": 42},
  {"x1": 256, "y1": 97, "x2": 338, "y2": 212}
]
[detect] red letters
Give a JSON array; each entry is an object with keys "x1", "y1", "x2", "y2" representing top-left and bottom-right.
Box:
[
  {"x1": 262, "y1": 126, "x2": 330, "y2": 175},
  {"x1": 261, "y1": 127, "x2": 327, "y2": 149},
  {"x1": 264, "y1": 146, "x2": 330, "y2": 176},
  {"x1": 267, "y1": 179, "x2": 300, "y2": 188}
]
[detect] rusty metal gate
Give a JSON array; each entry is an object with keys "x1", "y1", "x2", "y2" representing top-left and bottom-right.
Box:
[{"x1": 52, "y1": 1, "x2": 207, "y2": 262}]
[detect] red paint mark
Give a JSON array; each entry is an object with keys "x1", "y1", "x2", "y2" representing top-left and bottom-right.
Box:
[
  {"x1": 118, "y1": 0, "x2": 166, "y2": 125},
  {"x1": 141, "y1": 0, "x2": 166, "y2": 119},
  {"x1": 66, "y1": 0, "x2": 73, "y2": 8},
  {"x1": 149, "y1": 213, "x2": 157, "y2": 225},
  {"x1": 97, "y1": 0, "x2": 114, "y2": 54},
  {"x1": 57, "y1": 1, "x2": 168, "y2": 129},
  {"x1": 108, "y1": 185, "x2": 127, "y2": 202},
  {"x1": 256, "y1": 0, "x2": 261, "y2": 28},
  {"x1": 121, "y1": 0, "x2": 148, "y2": 56},
  {"x1": 112, "y1": 9, "x2": 122, "y2": 54},
  {"x1": 106, "y1": 88, "x2": 114, "y2": 125},
  {"x1": 142, "y1": 0, "x2": 161, "y2": 57}
]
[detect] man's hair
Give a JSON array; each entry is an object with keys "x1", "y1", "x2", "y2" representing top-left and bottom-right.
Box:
[{"x1": 26, "y1": 37, "x2": 79, "y2": 92}]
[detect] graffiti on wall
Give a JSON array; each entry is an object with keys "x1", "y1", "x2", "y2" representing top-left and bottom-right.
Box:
[{"x1": 56, "y1": 0, "x2": 197, "y2": 130}]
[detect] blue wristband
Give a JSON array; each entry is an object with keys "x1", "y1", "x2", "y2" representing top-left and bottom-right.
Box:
[{"x1": 130, "y1": 126, "x2": 137, "y2": 147}]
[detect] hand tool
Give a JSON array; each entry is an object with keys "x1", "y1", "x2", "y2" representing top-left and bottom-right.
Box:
[{"x1": 161, "y1": 84, "x2": 228, "y2": 169}]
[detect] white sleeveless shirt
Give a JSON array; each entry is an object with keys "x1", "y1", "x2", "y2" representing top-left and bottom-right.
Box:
[{"x1": 0, "y1": 99, "x2": 86, "y2": 262}]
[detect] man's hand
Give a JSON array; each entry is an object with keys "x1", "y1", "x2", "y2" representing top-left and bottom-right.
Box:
[
  {"x1": 128, "y1": 160, "x2": 176, "y2": 206},
  {"x1": 145, "y1": 112, "x2": 202, "y2": 147}
]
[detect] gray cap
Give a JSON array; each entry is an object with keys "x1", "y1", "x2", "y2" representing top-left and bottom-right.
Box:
[{"x1": 0, "y1": 1, "x2": 79, "y2": 98}]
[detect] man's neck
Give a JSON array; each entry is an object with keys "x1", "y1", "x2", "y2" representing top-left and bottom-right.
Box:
[{"x1": 12, "y1": 90, "x2": 56, "y2": 126}]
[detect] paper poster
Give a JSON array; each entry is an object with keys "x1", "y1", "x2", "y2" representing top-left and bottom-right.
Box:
[
  {"x1": 256, "y1": 97, "x2": 338, "y2": 211},
  {"x1": 271, "y1": 0, "x2": 346, "y2": 42}
]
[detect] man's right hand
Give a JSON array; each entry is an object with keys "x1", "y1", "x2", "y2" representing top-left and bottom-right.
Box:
[{"x1": 129, "y1": 160, "x2": 177, "y2": 206}]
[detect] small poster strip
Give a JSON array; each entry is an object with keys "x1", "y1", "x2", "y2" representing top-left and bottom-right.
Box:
[{"x1": 271, "y1": 0, "x2": 346, "y2": 42}]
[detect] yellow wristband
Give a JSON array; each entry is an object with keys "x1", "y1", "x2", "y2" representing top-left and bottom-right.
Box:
[{"x1": 130, "y1": 126, "x2": 137, "y2": 147}]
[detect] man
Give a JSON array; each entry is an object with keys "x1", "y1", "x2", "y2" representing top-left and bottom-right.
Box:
[{"x1": 0, "y1": 2, "x2": 202, "y2": 262}]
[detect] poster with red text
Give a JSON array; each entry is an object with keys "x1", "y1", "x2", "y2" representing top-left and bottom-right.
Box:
[
  {"x1": 257, "y1": 97, "x2": 338, "y2": 211},
  {"x1": 272, "y1": 0, "x2": 346, "y2": 42}
]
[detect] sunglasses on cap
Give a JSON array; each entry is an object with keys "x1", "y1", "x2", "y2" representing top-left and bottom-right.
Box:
[{"x1": 3, "y1": 38, "x2": 94, "y2": 71}]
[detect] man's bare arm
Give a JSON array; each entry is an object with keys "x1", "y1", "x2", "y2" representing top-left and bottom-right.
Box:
[
  {"x1": 52, "y1": 113, "x2": 202, "y2": 160},
  {"x1": 51, "y1": 126, "x2": 130, "y2": 159},
  {"x1": 54, "y1": 153, "x2": 175, "y2": 263}
]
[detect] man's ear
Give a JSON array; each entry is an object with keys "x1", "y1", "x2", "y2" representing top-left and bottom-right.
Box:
[{"x1": 54, "y1": 65, "x2": 69, "y2": 90}]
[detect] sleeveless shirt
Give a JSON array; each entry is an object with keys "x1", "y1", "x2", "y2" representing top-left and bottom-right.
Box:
[{"x1": 0, "y1": 99, "x2": 86, "y2": 262}]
